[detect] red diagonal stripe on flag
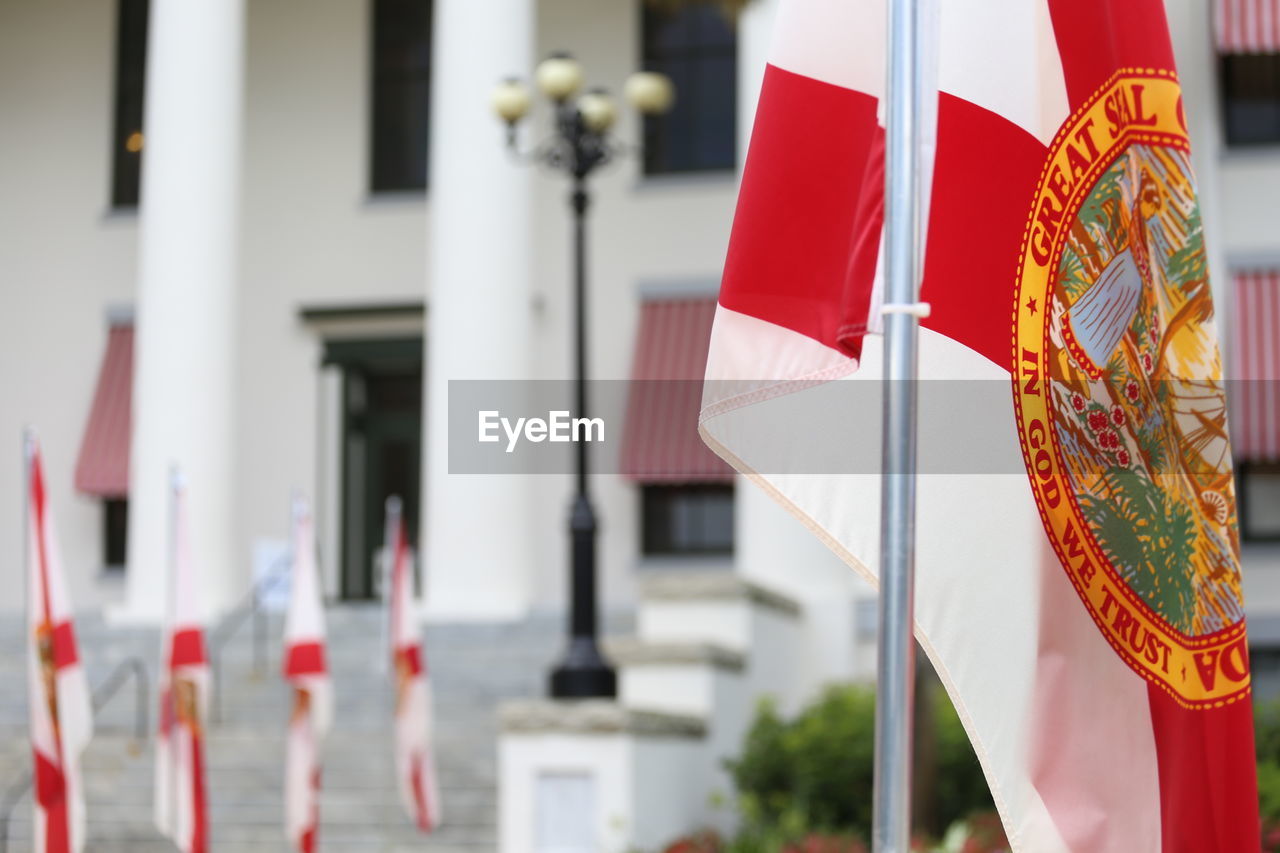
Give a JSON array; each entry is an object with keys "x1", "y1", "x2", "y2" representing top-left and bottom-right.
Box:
[
  {"x1": 1046, "y1": 0, "x2": 1176, "y2": 109},
  {"x1": 411, "y1": 756, "x2": 432, "y2": 832},
  {"x1": 33, "y1": 749, "x2": 69, "y2": 853},
  {"x1": 191, "y1": 730, "x2": 208, "y2": 853},
  {"x1": 920, "y1": 93, "x2": 1047, "y2": 368},
  {"x1": 284, "y1": 641, "x2": 327, "y2": 679},
  {"x1": 51, "y1": 620, "x2": 79, "y2": 671},
  {"x1": 169, "y1": 628, "x2": 207, "y2": 669},
  {"x1": 720, "y1": 65, "x2": 881, "y2": 359},
  {"x1": 398, "y1": 646, "x2": 424, "y2": 678}
]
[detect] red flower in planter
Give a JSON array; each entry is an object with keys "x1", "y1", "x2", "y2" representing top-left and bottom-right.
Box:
[
  {"x1": 783, "y1": 835, "x2": 868, "y2": 853},
  {"x1": 1111, "y1": 405, "x2": 1126, "y2": 426},
  {"x1": 1261, "y1": 817, "x2": 1280, "y2": 853},
  {"x1": 663, "y1": 830, "x2": 722, "y2": 853},
  {"x1": 1141, "y1": 352, "x2": 1154, "y2": 374},
  {"x1": 961, "y1": 811, "x2": 1011, "y2": 853},
  {"x1": 1117, "y1": 449, "x2": 1131, "y2": 467},
  {"x1": 1098, "y1": 429, "x2": 1120, "y2": 450},
  {"x1": 1087, "y1": 410, "x2": 1109, "y2": 433},
  {"x1": 1071, "y1": 393, "x2": 1087, "y2": 413},
  {"x1": 1125, "y1": 379, "x2": 1141, "y2": 402}
]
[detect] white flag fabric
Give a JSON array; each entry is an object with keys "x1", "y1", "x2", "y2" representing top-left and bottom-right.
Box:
[
  {"x1": 700, "y1": 0, "x2": 1257, "y2": 849},
  {"x1": 153, "y1": 477, "x2": 210, "y2": 853},
  {"x1": 387, "y1": 503, "x2": 441, "y2": 832},
  {"x1": 25, "y1": 438, "x2": 93, "y2": 853},
  {"x1": 282, "y1": 497, "x2": 332, "y2": 853}
]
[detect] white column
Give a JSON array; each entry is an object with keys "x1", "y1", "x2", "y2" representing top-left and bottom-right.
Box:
[
  {"x1": 423, "y1": 0, "x2": 536, "y2": 620},
  {"x1": 736, "y1": 0, "x2": 780, "y2": 146},
  {"x1": 115, "y1": 0, "x2": 245, "y2": 623}
]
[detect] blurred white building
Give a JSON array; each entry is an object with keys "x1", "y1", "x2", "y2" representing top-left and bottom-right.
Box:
[
  {"x1": 0, "y1": 0, "x2": 879, "y2": 692},
  {"x1": 3, "y1": 0, "x2": 1280, "y2": 848},
  {"x1": 0, "y1": 0, "x2": 1278, "y2": 713}
]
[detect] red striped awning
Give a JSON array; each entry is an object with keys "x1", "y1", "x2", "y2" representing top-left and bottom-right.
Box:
[
  {"x1": 75, "y1": 322, "x2": 134, "y2": 496},
  {"x1": 1216, "y1": 0, "x2": 1280, "y2": 53},
  {"x1": 1232, "y1": 271, "x2": 1280, "y2": 461},
  {"x1": 621, "y1": 298, "x2": 733, "y2": 483}
]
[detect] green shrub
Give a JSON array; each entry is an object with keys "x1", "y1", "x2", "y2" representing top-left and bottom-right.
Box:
[
  {"x1": 726, "y1": 687, "x2": 876, "y2": 835},
  {"x1": 784, "y1": 686, "x2": 878, "y2": 831},
  {"x1": 1257, "y1": 700, "x2": 1280, "y2": 765},
  {"x1": 725, "y1": 683, "x2": 992, "y2": 843},
  {"x1": 930, "y1": 686, "x2": 996, "y2": 832},
  {"x1": 1253, "y1": 699, "x2": 1280, "y2": 836},
  {"x1": 721, "y1": 686, "x2": 1280, "y2": 850},
  {"x1": 1258, "y1": 761, "x2": 1280, "y2": 825}
]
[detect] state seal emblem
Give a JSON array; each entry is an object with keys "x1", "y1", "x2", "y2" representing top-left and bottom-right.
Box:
[{"x1": 1012, "y1": 70, "x2": 1249, "y2": 708}]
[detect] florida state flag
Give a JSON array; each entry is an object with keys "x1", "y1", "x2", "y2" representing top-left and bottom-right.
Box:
[
  {"x1": 386, "y1": 498, "x2": 441, "y2": 832},
  {"x1": 700, "y1": 1, "x2": 1257, "y2": 850},
  {"x1": 282, "y1": 497, "x2": 332, "y2": 853},
  {"x1": 153, "y1": 475, "x2": 209, "y2": 853},
  {"x1": 25, "y1": 435, "x2": 93, "y2": 853}
]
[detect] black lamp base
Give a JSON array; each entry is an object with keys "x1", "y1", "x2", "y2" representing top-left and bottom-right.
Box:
[{"x1": 549, "y1": 636, "x2": 617, "y2": 698}]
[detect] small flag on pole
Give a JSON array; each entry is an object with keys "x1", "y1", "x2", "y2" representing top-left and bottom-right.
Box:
[
  {"x1": 154, "y1": 472, "x2": 210, "y2": 853},
  {"x1": 282, "y1": 496, "x2": 332, "y2": 853},
  {"x1": 386, "y1": 497, "x2": 441, "y2": 833},
  {"x1": 700, "y1": 0, "x2": 1258, "y2": 848},
  {"x1": 25, "y1": 433, "x2": 94, "y2": 853}
]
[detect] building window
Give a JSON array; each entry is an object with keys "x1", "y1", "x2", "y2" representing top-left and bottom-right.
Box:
[
  {"x1": 104, "y1": 498, "x2": 128, "y2": 571},
  {"x1": 371, "y1": 0, "x2": 433, "y2": 193},
  {"x1": 1221, "y1": 53, "x2": 1280, "y2": 146},
  {"x1": 322, "y1": 336, "x2": 424, "y2": 600},
  {"x1": 640, "y1": 1, "x2": 737, "y2": 175},
  {"x1": 642, "y1": 484, "x2": 734, "y2": 556},
  {"x1": 111, "y1": 0, "x2": 149, "y2": 208},
  {"x1": 1240, "y1": 462, "x2": 1280, "y2": 541},
  {"x1": 1251, "y1": 646, "x2": 1280, "y2": 704}
]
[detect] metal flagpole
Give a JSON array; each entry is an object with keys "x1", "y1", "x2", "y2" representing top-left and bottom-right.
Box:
[
  {"x1": 168, "y1": 465, "x2": 181, "y2": 624},
  {"x1": 382, "y1": 496, "x2": 402, "y2": 676},
  {"x1": 22, "y1": 426, "x2": 34, "y2": 664},
  {"x1": 873, "y1": 0, "x2": 927, "y2": 849}
]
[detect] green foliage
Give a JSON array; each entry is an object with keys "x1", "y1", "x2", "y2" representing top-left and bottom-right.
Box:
[
  {"x1": 930, "y1": 685, "x2": 996, "y2": 833},
  {"x1": 787, "y1": 686, "x2": 879, "y2": 830},
  {"x1": 1259, "y1": 761, "x2": 1280, "y2": 825},
  {"x1": 1078, "y1": 467, "x2": 1196, "y2": 632},
  {"x1": 1257, "y1": 700, "x2": 1280, "y2": 764},
  {"x1": 727, "y1": 697, "x2": 795, "y2": 826},
  {"x1": 725, "y1": 684, "x2": 992, "y2": 845},
  {"x1": 1256, "y1": 700, "x2": 1280, "y2": 828},
  {"x1": 726, "y1": 688, "x2": 876, "y2": 835}
]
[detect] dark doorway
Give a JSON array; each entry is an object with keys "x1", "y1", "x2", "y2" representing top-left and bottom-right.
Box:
[{"x1": 324, "y1": 337, "x2": 423, "y2": 601}]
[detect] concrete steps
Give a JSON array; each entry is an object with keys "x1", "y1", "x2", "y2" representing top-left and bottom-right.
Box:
[{"x1": 0, "y1": 606, "x2": 613, "y2": 851}]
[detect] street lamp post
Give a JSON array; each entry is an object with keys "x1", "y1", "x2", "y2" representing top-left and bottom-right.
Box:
[{"x1": 492, "y1": 55, "x2": 674, "y2": 699}]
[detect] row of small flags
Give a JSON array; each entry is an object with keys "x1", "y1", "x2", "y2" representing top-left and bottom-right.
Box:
[{"x1": 23, "y1": 431, "x2": 441, "y2": 853}]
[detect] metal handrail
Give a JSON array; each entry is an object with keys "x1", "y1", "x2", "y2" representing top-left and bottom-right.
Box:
[
  {"x1": 207, "y1": 553, "x2": 292, "y2": 724},
  {"x1": 0, "y1": 654, "x2": 150, "y2": 853},
  {"x1": 0, "y1": 557, "x2": 294, "y2": 847}
]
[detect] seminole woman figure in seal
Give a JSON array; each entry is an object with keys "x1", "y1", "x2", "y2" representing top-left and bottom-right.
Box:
[
  {"x1": 1061, "y1": 156, "x2": 1160, "y2": 373},
  {"x1": 1048, "y1": 142, "x2": 1241, "y2": 639}
]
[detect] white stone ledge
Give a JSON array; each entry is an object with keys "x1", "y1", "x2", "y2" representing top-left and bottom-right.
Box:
[
  {"x1": 498, "y1": 699, "x2": 706, "y2": 739},
  {"x1": 638, "y1": 570, "x2": 803, "y2": 618},
  {"x1": 605, "y1": 637, "x2": 747, "y2": 672}
]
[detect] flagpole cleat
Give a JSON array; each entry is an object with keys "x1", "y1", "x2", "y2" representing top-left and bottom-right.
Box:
[{"x1": 880, "y1": 301, "x2": 932, "y2": 318}]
